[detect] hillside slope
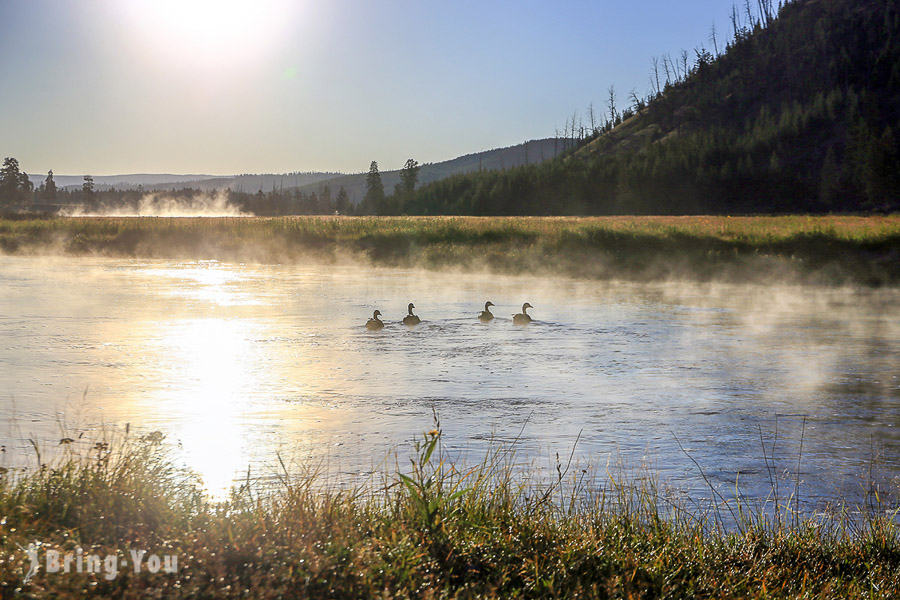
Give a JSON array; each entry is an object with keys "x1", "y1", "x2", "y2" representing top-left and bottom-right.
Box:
[
  {"x1": 292, "y1": 138, "x2": 563, "y2": 205},
  {"x1": 408, "y1": 0, "x2": 900, "y2": 215}
]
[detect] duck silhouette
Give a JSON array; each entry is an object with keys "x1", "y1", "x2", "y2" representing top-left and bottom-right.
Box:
[
  {"x1": 402, "y1": 303, "x2": 421, "y2": 326},
  {"x1": 512, "y1": 302, "x2": 533, "y2": 325},
  {"x1": 366, "y1": 309, "x2": 384, "y2": 330},
  {"x1": 478, "y1": 301, "x2": 495, "y2": 322}
]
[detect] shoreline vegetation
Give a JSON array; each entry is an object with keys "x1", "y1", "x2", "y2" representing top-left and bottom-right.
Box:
[
  {"x1": 1, "y1": 215, "x2": 899, "y2": 286},
  {"x1": 2, "y1": 427, "x2": 899, "y2": 598}
]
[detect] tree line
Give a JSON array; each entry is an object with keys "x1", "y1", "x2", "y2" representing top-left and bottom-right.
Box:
[{"x1": 0, "y1": 156, "x2": 423, "y2": 217}]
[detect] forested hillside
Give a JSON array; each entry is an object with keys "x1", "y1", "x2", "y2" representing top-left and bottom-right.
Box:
[
  {"x1": 293, "y1": 139, "x2": 563, "y2": 206},
  {"x1": 406, "y1": 0, "x2": 900, "y2": 215}
]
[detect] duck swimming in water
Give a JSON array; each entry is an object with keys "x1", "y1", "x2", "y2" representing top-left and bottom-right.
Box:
[
  {"x1": 512, "y1": 302, "x2": 533, "y2": 325},
  {"x1": 366, "y1": 309, "x2": 384, "y2": 330},
  {"x1": 402, "y1": 303, "x2": 421, "y2": 326},
  {"x1": 478, "y1": 301, "x2": 495, "y2": 322}
]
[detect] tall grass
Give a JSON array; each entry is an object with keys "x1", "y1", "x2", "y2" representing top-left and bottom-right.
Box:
[
  {"x1": 2, "y1": 421, "x2": 899, "y2": 598},
  {"x1": 1, "y1": 215, "x2": 899, "y2": 285}
]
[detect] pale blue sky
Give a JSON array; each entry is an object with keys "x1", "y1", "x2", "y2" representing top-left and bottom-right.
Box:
[{"x1": 1, "y1": 1, "x2": 738, "y2": 175}]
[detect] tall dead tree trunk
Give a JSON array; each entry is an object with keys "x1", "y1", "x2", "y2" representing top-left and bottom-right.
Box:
[
  {"x1": 607, "y1": 86, "x2": 618, "y2": 126},
  {"x1": 710, "y1": 21, "x2": 720, "y2": 56}
]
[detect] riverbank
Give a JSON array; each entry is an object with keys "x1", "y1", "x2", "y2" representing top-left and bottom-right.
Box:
[
  {"x1": 1, "y1": 215, "x2": 899, "y2": 286},
  {"x1": 1, "y1": 428, "x2": 898, "y2": 598}
]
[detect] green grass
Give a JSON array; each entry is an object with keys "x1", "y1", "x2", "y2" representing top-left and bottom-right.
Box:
[
  {"x1": 2, "y1": 424, "x2": 900, "y2": 598},
  {"x1": 1, "y1": 215, "x2": 900, "y2": 285}
]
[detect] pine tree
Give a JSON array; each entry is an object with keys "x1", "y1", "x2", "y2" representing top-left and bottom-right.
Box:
[
  {"x1": 335, "y1": 186, "x2": 351, "y2": 214},
  {"x1": 0, "y1": 157, "x2": 32, "y2": 206},
  {"x1": 399, "y1": 158, "x2": 419, "y2": 197},
  {"x1": 397, "y1": 158, "x2": 420, "y2": 213},
  {"x1": 364, "y1": 161, "x2": 386, "y2": 215},
  {"x1": 42, "y1": 170, "x2": 58, "y2": 201}
]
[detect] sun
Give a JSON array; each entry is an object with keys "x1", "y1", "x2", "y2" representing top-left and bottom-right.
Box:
[{"x1": 115, "y1": 0, "x2": 297, "y2": 71}]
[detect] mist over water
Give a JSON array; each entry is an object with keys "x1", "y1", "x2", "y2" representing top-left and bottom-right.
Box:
[
  {"x1": 0, "y1": 255, "x2": 898, "y2": 510},
  {"x1": 60, "y1": 191, "x2": 252, "y2": 217}
]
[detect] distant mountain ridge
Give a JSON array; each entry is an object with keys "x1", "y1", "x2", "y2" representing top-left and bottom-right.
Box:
[
  {"x1": 28, "y1": 173, "x2": 219, "y2": 189},
  {"x1": 293, "y1": 138, "x2": 564, "y2": 205},
  {"x1": 28, "y1": 172, "x2": 340, "y2": 192},
  {"x1": 27, "y1": 138, "x2": 564, "y2": 202}
]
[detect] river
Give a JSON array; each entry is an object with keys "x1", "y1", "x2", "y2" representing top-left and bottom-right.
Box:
[{"x1": 1, "y1": 255, "x2": 898, "y2": 512}]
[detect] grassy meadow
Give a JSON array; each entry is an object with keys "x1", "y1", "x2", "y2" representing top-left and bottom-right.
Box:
[
  {"x1": 1, "y1": 214, "x2": 899, "y2": 285},
  {"x1": 1, "y1": 427, "x2": 900, "y2": 598}
]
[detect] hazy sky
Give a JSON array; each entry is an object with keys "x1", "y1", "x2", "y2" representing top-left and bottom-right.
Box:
[{"x1": 1, "y1": 1, "x2": 739, "y2": 176}]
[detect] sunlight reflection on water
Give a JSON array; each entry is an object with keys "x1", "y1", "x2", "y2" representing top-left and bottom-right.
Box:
[{"x1": 0, "y1": 255, "x2": 898, "y2": 507}]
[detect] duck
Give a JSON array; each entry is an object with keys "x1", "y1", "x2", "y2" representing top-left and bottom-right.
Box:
[
  {"x1": 512, "y1": 302, "x2": 533, "y2": 325},
  {"x1": 478, "y1": 301, "x2": 495, "y2": 322},
  {"x1": 402, "y1": 303, "x2": 421, "y2": 326},
  {"x1": 365, "y1": 309, "x2": 384, "y2": 330}
]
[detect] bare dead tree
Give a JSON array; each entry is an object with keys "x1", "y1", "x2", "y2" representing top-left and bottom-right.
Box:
[
  {"x1": 730, "y1": 3, "x2": 741, "y2": 39},
  {"x1": 662, "y1": 54, "x2": 672, "y2": 85},
  {"x1": 710, "y1": 20, "x2": 720, "y2": 56},
  {"x1": 607, "y1": 85, "x2": 618, "y2": 125},
  {"x1": 587, "y1": 102, "x2": 597, "y2": 134},
  {"x1": 744, "y1": 0, "x2": 756, "y2": 29},
  {"x1": 629, "y1": 88, "x2": 641, "y2": 113},
  {"x1": 651, "y1": 56, "x2": 662, "y2": 96},
  {"x1": 757, "y1": 0, "x2": 774, "y2": 26},
  {"x1": 680, "y1": 49, "x2": 690, "y2": 81}
]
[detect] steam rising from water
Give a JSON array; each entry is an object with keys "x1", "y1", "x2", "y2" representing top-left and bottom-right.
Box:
[
  {"x1": 1, "y1": 257, "x2": 898, "y2": 507},
  {"x1": 61, "y1": 192, "x2": 253, "y2": 217}
]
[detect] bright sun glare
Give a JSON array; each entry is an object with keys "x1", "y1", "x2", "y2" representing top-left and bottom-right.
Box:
[
  {"x1": 118, "y1": 0, "x2": 296, "y2": 70},
  {"x1": 162, "y1": 317, "x2": 253, "y2": 501}
]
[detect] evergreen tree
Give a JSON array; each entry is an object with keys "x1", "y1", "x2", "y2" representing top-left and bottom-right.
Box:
[
  {"x1": 320, "y1": 184, "x2": 332, "y2": 213},
  {"x1": 397, "y1": 158, "x2": 420, "y2": 214},
  {"x1": 399, "y1": 158, "x2": 419, "y2": 197},
  {"x1": 0, "y1": 157, "x2": 31, "y2": 206},
  {"x1": 363, "y1": 161, "x2": 385, "y2": 215},
  {"x1": 335, "y1": 186, "x2": 351, "y2": 214},
  {"x1": 17, "y1": 170, "x2": 34, "y2": 206},
  {"x1": 41, "y1": 170, "x2": 58, "y2": 201}
]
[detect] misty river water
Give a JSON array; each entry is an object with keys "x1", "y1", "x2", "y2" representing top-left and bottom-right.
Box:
[{"x1": 1, "y1": 255, "x2": 899, "y2": 514}]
